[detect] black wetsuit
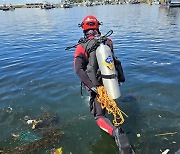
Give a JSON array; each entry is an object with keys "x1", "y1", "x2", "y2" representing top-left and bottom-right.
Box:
[{"x1": 74, "y1": 34, "x2": 125, "y2": 136}]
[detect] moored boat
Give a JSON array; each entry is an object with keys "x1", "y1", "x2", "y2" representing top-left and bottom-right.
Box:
[
  {"x1": 41, "y1": 2, "x2": 54, "y2": 9},
  {"x1": 169, "y1": 0, "x2": 180, "y2": 7},
  {"x1": 2, "y1": 7, "x2": 9, "y2": 11},
  {"x1": 2, "y1": 4, "x2": 15, "y2": 11},
  {"x1": 160, "y1": 0, "x2": 180, "y2": 7},
  {"x1": 63, "y1": 3, "x2": 72, "y2": 8}
]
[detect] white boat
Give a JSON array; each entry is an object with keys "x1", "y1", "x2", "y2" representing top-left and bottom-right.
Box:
[
  {"x1": 169, "y1": 0, "x2": 180, "y2": 7},
  {"x1": 63, "y1": 1, "x2": 72, "y2": 8},
  {"x1": 41, "y1": 2, "x2": 54, "y2": 9}
]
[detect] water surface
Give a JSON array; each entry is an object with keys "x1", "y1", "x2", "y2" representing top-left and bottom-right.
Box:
[{"x1": 0, "y1": 4, "x2": 180, "y2": 154}]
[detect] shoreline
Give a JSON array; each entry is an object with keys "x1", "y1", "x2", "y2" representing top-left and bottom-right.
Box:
[{"x1": 0, "y1": 1, "x2": 149, "y2": 10}]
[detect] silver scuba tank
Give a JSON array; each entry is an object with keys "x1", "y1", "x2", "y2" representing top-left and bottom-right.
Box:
[{"x1": 96, "y1": 43, "x2": 121, "y2": 99}]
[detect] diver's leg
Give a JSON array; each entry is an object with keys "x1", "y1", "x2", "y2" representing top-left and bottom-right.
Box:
[
  {"x1": 90, "y1": 96, "x2": 135, "y2": 154},
  {"x1": 92, "y1": 97, "x2": 116, "y2": 136},
  {"x1": 96, "y1": 116, "x2": 115, "y2": 135}
]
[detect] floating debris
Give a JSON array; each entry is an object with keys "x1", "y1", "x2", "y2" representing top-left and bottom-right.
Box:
[
  {"x1": 25, "y1": 112, "x2": 60, "y2": 130},
  {"x1": 26, "y1": 119, "x2": 42, "y2": 129},
  {"x1": 19, "y1": 131, "x2": 41, "y2": 142},
  {"x1": 136, "y1": 133, "x2": 141, "y2": 138},
  {"x1": 0, "y1": 111, "x2": 64, "y2": 154},
  {"x1": 161, "y1": 149, "x2": 170, "y2": 154},
  {"x1": 3, "y1": 107, "x2": 13, "y2": 113},
  {"x1": 32, "y1": 112, "x2": 60, "y2": 130},
  {"x1": 155, "y1": 132, "x2": 177, "y2": 136},
  {"x1": 54, "y1": 147, "x2": 63, "y2": 154},
  {"x1": 158, "y1": 115, "x2": 162, "y2": 118},
  {"x1": 12, "y1": 133, "x2": 20, "y2": 138},
  {"x1": 78, "y1": 115, "x2": 86, "y2": 120},
  {"x1": 1, "y1": 129, "x2": 64, "y2": 154}
]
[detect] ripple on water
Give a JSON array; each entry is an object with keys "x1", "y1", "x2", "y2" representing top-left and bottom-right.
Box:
[{"x1": 0, "y1": 5, "x2": 180, "y2": 154}]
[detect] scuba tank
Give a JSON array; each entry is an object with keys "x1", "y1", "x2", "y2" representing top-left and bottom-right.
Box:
[{"x1": 96, "y1": 43, "x2": 121, "y2": 99}]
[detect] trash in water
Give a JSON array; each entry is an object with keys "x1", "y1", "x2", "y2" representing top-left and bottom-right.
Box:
[
  {"x1": 26, "y1": 112, "x2": 60, "y2": 130},
  {"x1": 12, "y1": 133, "x2": 20, "y2": 139},
  {"x1": 0, "y1": 110, "x2": 65, "y2": 153},
  {"x1": 54, "y1": 147, "x2": 63, "y2": 154},
  {"x1": 136, "y1": 133, "x2": 141, "y2": 138},
  {"x1": 26, "y1": 119, "x2": 42, "y2": 129},
  {"x1": 155, "y1": 132, "x2": 177, "y2": 136},
  {"x1": 161, "y1": 149, "x2": 170, "y2": 154},
  {"x1": 1, "y1": 129, "x2": 64, "y2": 153},
  {"x1": 19, "y1": 131, "x2": 41, "y2": 142},
  {"x1": 5, "y1": 107, "x2": 13, "y2": 113}
]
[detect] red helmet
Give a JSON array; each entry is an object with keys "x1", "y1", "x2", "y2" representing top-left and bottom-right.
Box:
[{"x1": 80, "y1": 15, "x2": 101, "y2": 31}]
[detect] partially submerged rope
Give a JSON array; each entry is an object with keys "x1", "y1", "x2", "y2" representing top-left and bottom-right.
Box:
[{"x1": 97, "y1": 86, "x2": 128, "y2": 126}]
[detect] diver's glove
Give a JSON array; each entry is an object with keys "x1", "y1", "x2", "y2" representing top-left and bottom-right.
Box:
[
  {"x1": 90, "y1": 86, "x2": 98, "y2": 94},
  {"x1": 119, "y1": 82, "x2": 123, "y2": 86}
]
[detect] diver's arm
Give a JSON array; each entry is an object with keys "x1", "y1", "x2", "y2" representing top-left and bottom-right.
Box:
[
  {"x1": 74, "y1": 56, "x2": 93, "y2": 89},
  {"x1": 74, "y1": 45, "x2": 94, "y2": 89}
]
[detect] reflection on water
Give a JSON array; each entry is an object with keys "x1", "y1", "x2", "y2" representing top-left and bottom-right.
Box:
[{"x1": 0, "y1": 5, "x2": 180, "y2": 154}]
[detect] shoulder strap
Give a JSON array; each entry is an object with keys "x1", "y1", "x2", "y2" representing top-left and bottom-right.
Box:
[{"x1": 80, "y1": 39, "x2": 100, "y2": 56}]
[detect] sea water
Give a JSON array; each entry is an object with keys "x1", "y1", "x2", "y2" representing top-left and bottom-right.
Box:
[{"x1": 0, "y1": 4, "x2": 179, "y2": 154}]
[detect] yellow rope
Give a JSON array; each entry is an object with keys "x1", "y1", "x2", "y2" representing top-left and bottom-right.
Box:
[{"x1": 97, "y1": 86, "x2": 128, "y2": 126}]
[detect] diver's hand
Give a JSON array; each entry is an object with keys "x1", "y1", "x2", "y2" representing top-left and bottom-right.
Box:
[
  {"x1": 90, "y1": 86, "x2": 98, "y2": 94},
  {"x1": 119, "y1": 82, "x2": 123, "y2": 86}
]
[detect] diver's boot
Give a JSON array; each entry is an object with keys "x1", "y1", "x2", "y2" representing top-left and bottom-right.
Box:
[{"x1": 114, "y1": 127, "x2": 135, "y2": 154}]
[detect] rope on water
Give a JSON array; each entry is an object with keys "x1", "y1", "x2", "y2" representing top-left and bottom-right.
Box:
[{"x1": 97, "y1": 86, "x2": 128, "y2": 126}]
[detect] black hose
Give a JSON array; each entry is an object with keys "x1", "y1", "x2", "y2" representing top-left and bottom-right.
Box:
[{"x1": 65, "y1": 30, "x2": 113, "y2": 50}]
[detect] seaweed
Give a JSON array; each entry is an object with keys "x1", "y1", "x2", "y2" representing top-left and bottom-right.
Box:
[
  {"x1": 0, "y1": 128, "x2": 64, "y2": 154},
  {"x1": 0, "y1": 110, "x2": 64, "y2": 154}
]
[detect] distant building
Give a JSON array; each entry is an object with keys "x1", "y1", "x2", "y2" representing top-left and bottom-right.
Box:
[{"x1": 24, "y1": 3, "x2": 43, "y2": 8}]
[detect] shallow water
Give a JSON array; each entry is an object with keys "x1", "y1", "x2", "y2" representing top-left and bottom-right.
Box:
[{"x1": 0, "y1": 4, "x2": 180, "y2": 154}]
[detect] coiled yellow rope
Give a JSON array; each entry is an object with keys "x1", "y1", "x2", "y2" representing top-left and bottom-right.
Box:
[{"x1": 97, "y1": 86, "x2": 128, "y2": 126}]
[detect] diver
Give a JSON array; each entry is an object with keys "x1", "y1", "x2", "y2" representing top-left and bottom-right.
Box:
[{"x1": 74, "y1": 15, "x2": 134, "y2": 153}]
